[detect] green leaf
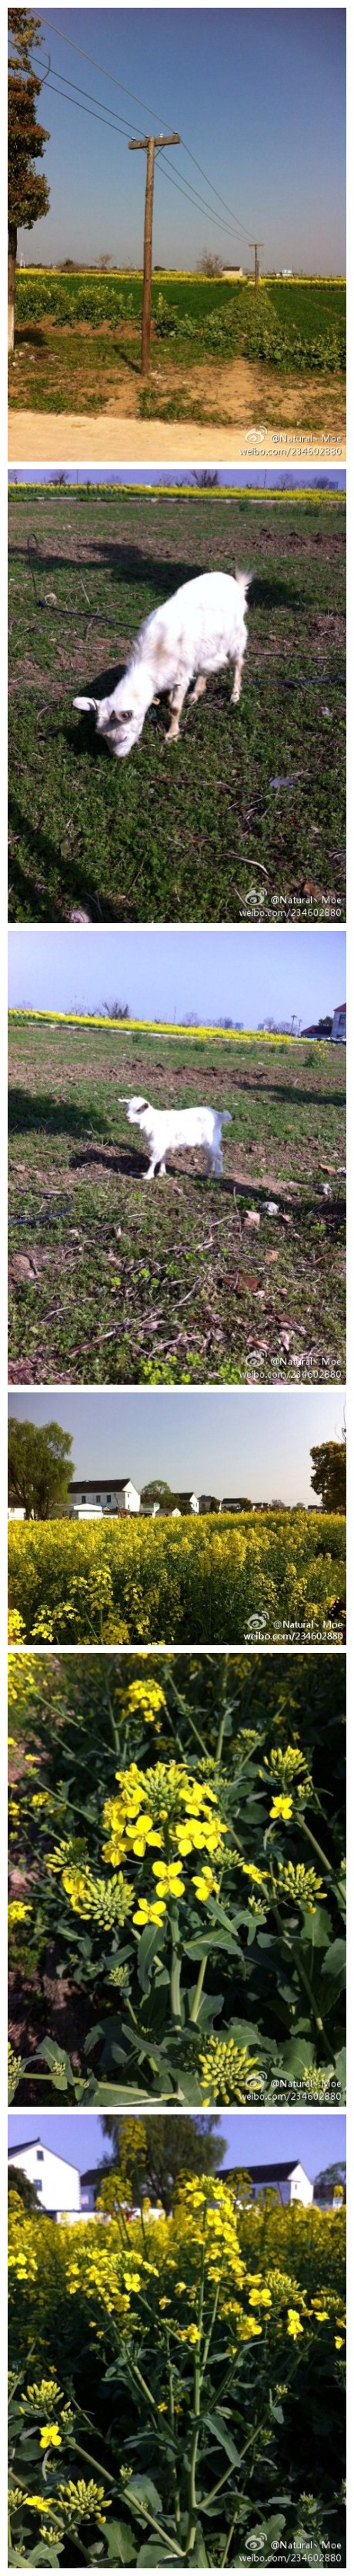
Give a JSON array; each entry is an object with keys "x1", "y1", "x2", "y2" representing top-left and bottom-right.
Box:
[
  {"x1": 137, "y1": 1925, "x2": 165, "y2": 1995},
  {"x1": 128, "y1": 2477, "x2": 163, "y2": 2514},
  {"x1": 281, "y1": 2037, "x2": 315, "y2": 2073},
  {"x1": 321, "y1": 1938, "x2": 346, "y2": 1984},
  {"x1": 203, "y1": 2408, "x2": 241, "y2": 2466},
  {"x1": 105, "y1": 2518, "x2": 135, "y2": 2562},
  {"x1": 335, "y1": 2046, "x2": 346, "y2": 2086},
  {"x1": 137, "y1": 2547, "x2": 173, "y2": 2566}
]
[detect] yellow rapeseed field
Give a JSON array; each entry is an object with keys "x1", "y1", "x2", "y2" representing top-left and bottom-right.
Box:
[{"x1": 8, "y1": 1510, "x2": 346, "y2": 1645}]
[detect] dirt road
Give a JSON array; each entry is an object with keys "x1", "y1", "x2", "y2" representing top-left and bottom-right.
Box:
[{"x1": 8, "y1": 409, "x2": 346, "y2": 464}]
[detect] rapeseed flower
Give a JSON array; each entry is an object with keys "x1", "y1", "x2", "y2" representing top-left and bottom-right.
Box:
[
  {"x1": 39, "y1": 2423, "x2": 62, "y2": 2447},
  {"x1": 199, "y1": 2036, "x2": 264, "y2": 2104}
]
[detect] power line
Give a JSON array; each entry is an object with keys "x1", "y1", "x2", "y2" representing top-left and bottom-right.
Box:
[
  {"x1": 42, "y1": 62, "x2": 147, "y2": 140},
  {"x1": 44, "y1": 69, "x2": 242, "y2": 247},
  {"x1": 38, "y1": 12, "x2": 255, "y2": 242},
  {"x1": 45, "y1": 76, "x2": 144, "y2": 146},
  {"x1": 156, "y1": 156, "x2": 239, "y2": 244}
]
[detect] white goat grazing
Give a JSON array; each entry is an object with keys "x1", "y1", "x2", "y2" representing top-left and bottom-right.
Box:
[
  {"x1": 119, "y1": 1095, "x2": 232, "y2": 1180},
  {"x1": 73, "y1": 566, "x2": 250, "y2": 757}
]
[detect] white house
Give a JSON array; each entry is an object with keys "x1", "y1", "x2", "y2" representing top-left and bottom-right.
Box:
[
  {"x1": 8, "y1": 1507, "x2": 25, "y2": 1520},
  {"x1": 331, "y1": 1003, "x2": 346, "y2": 1044},
  {"x1": 8, "y1": 2136, "x2": 82, "y2": 2215},
  {"x1": 68, "y1": 1477, "x2": 141, "y2": 1516},
  {"x1": 241, "y1": 2160, "x2": 313, "y2": 2207}
]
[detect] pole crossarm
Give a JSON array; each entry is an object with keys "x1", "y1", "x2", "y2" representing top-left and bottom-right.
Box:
[{"x1": 129, "y1": 133, "x2": 180, "y2": 149}]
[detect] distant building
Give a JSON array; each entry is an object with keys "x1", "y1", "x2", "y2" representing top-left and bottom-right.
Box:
[
  {"x1": 331, "y1": 1003, "x2": 346, "y2": 1044},
  {"x1": 223, "y1": 2160, "x2": 313, "y2": 2207},
  {"x1": 8, "y1": 2136, "x2": 81, "y2": 2216},
  {"x1": 222, "y1": 266, "x2": 244, "y2": 280},
  {"x1": 68, "y1": 1478, "x2": 140, "y2": 1516}
]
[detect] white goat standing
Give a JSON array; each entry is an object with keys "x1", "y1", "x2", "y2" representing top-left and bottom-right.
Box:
[
  {"x1": 119, "y1": 1095, "x2": 232, "y2": 1180},
  {"x1": 73, "y1": 566, "x2": 250, "y2": 757}
]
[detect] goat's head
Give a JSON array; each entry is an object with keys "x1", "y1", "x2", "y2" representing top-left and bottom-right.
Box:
[
  {"x1": 124, "y1": 1096, "x2": 152, "y2": 1131},
  {"x1": 73, "y1": 673, "x2": 148, "y2": 759}
]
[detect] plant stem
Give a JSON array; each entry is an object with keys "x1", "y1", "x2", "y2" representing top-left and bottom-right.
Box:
[
  {"x1": 72, "y1": 2437, "x2": 115, "y2": 2484},
  {"x1": 189, "y1": 1954, "x2": 207, "y2": 2024},
  {"x1": 299, "y1": 1815, "x2": 332, "y2": 1873},
  {"x1": 271, "y1": 1892, "x2": 333, "y2": 2062},
  {"x1": 215, "y1": 1713, "x2": 225, "y2": 1768},
  {"x1": 186, "y1": 2232, "x2": 206, "y2": 2550},
  {"x1": 170, "y1": 1909, "x2": 182, "y2": 2020}
]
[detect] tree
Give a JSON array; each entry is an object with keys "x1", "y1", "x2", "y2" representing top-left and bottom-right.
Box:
[
  {"x1": 8, "y1": 1418, "x2": 74, "y2": 1520},
  {"x1": 103, "y1": 999, "x2": 130, "y2": 1020},
  {"x1": 8, "y1": 11, "x2": 50, "y2": 352},
  {"x1": 314, "y1": 2162, "x2": 346, "y2": 2204},
  {"x1": 140, "y1": 1480, "x2": 175, "y2": 1510},
  {"x1": 310, "y1": 1441, "x2": 346, "y2": 1513},
  {"x1": 199, "y1": 251, "x2": 223, "y2": 278},
  {"x1": 8, "y1": 2162, "x2": 43, "y2": 2215},
  {"x1": 101, "y1": 2114, "x2": 225, "y2": 2212}
]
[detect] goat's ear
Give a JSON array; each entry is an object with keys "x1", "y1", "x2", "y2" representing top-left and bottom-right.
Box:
[{"x1": 73, "y1": 695, "x2": 98, "y2": 714}]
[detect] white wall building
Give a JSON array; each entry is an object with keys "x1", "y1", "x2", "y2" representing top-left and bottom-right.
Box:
[
  {"x1": 69, "y1": 1477, "x2": 141, "y2": 1516},
  {"x1": 331, "y1": 1003, "x2": 346, "y2": 1044},
  {"x1": 8, "y1": 2136, "x2": 82, "y2": 2215},
  {"x1": 244, "y1": 2160, "x2": 313, "y2": 2206}
]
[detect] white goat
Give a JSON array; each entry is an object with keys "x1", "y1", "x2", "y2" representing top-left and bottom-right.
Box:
[
  {"x1": 119, "y1": 1094, "x2": 232, "y2": 1180},
  {"x1": 73, "y1": 566, "x2": 250, "y2": 757}
]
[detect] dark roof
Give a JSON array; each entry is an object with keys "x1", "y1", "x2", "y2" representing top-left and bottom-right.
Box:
[
  {"x1": 225, "y1": 2161, "x2": 302, "y2": 2184},
  {"x1": 8, "y1": 2138, "x2": 40, "y2": 2157},
  {"x1": 69, "y1": 1478, "x2": 129, "y2": 1493},
  {"x1": 8, "y1": 2138, "x2": 80, "y2": 2173}
]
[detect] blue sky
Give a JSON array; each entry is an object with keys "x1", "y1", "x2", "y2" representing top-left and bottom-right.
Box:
[
  {"x1": 8, "y1": 469, "x2": 346, "y2": 490},
  {"x1": 7, "y1": 1388, "x2": 345, "y2": 1503},
  {"x1": 8, "y1": 2108, "x2": 346, "y2": 2182},
  {"x1": 8, "y1": 926, "x2": 346, "y2": 1029},
  {"x1": 15, "y1": 8, "x2": 346, "y2": 272}
]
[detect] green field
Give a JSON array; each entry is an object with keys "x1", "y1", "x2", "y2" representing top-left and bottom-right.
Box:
[
  {"x1": 9, "y1": 274, "x2": 346, "y2": 423},
  {"x1": 8, "y1": 486, "x2": 346, "y2": 923},
  {"x1": 8, "y1": 1018, "x2": 346, "y2": 1387}
]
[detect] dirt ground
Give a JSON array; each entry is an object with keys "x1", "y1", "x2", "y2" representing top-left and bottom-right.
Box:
[{"x1": 8, "y1": 350, "x2": 346, "y2": 461}]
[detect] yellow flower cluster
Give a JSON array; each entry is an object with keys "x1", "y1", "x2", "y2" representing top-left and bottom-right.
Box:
[
  {"x1": 8, "y1": 1653, "x2": 38, "y2": 1704},
  {"x1": 102, "y1": 1760, "x2": 227, "y2": 1924},
  {"x1": 199, "y1": 2036, "x2": 264, "y2": 2105},
  {"x1": 61, "y1": 1862, "x2": 133, "y2": 1928},
  {"x1": 275, "y1": 1859, "x2": 326, "y2": 1909},
  {"x1": 8, "y1": 1899, "x2": 31, "y2": 1928},
  {"x1": 125, "y1": 1677, "x2": 166, "y2": 1724}
]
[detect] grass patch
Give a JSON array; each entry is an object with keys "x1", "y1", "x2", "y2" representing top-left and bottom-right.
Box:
[
  {"x1": 8, "y1": 486, "x2": 346, "y2": 922},
  {"x1": 8, "y1": 1018, "x2": 346, "y2": 1387}
]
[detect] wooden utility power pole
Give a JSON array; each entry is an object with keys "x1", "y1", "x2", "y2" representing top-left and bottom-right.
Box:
[
  {"x1": 129, "y1": 132, "x2": 180, "y2": 374},
  {"x1": 249, "y1": 240, "x2": 264, "y2": 292}
]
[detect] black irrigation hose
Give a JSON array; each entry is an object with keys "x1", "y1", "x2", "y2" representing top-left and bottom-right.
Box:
[{"x1": 8, "y1": 1196, "x2": 73, "y2": 1228}]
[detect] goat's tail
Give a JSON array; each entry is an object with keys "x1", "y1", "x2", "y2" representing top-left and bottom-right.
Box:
[
  {"x1": 220, "y1": 1110, "x2": 232, "y2": 1126},
  {"x1": 235, "y1": 566, "x2": 252, "y2": 601}
]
